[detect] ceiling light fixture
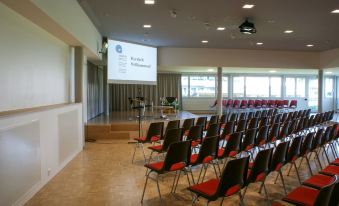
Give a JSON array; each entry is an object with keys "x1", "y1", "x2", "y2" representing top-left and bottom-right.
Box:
[
  {"x1": 284, "y1": 30, "x2": 294, "y2": 34},
  {"x1": 143, "y1": 24, "x2": 152, "y2": 28},
  {"x1": 202, "y1": 40, "x2": 208, "y2": 43},
  {"x1": 306, "y1": 44, "x2": 314, "y2": 47},
  {"x1": 242, "y1": 4, "x2": 255, "y2": 9},
  {"x1": 256, "y1": 42, "x2": 263, "y2": 45},
  {"x1": 239, "y1": 18, "x2": 257, "y2": 34},
  {"x1": 217, "y1": 27, "x2": 226, "y2": 31},
  {"x1": 331, "y1": 9, "x2": 339, "y2": 13},
  {"x1": 144, "y1": 0, "x2": 155, "y2": 5},
  {"x1": 269, "y1": 70, "x2": 277, "y2": 73}
]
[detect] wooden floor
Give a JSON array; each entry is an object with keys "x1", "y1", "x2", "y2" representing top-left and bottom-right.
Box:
[{"x1": 26, "y1": 137, "x2": 338, "y2": 206}]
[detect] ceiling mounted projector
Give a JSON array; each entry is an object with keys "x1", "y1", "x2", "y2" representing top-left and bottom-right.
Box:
[{"x1": 239, "y1": 19, "x2": 256, "y2": 34}]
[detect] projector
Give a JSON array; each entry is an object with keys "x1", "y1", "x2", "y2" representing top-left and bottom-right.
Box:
[{"x1": 239, "y1": 19, "x2": 256, "y2": 34}]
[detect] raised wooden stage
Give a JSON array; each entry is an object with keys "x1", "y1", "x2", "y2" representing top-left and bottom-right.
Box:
[{"x1": 85, "y1": 110, "x2": 199, "y2": 140}]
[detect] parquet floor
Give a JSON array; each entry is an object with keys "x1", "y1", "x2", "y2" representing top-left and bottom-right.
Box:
[{"x1": 26, "y1": 139, "x2": 337, "y2": 206}]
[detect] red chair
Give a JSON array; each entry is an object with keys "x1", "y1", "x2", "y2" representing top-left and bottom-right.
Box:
[
  {"x1": 277, "y1": 100, "x2": 284, "y2": 109},
  {"x1": 240, "y1": 100, "x2": 248, "y2": 109},
  {"x1": 248, "y1": 100, "x2": 255, "y2": 109},
  {"x1": 289, "y1": 100, "x2": 298, "y2": 110},
  {"x1": 132, "y1": 122, "x2": 164, "y2": 163},
  {"x1": 233, "y1": 100, "x2": 240, "y2": 111},
  {"x1": 225, "y1": 99, "x2": 234, "y2": 113},
  {"x1": 261, "y1": 100, "x2": 268, "y2": 109},
  {"x1": 255, "y1": 99, "x2": 262, "y2": 109},
  {"x1": 283, "y1": 100, "x2": 289, "y2": 109},
  {"x1": 188, "y1": 156, "x2": 249, "y2": 206},
  {"x1": 141, "y1": 141, "x2": 191, "y2": 204},
  {"x1": 268, "y1": 100, "x2": 277, "y2": 108}
]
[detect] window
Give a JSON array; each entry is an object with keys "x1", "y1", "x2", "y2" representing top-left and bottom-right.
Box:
[
  {"x1": 286, "y1": 77, "x2": 296, "y2": 97},
  {"x1": 189, "y1": 76, "x2": 215, "y2": 97},
  {"x1": 270, "y1": 77, "x2": 282, "y2": 97},
  {"x1": 325, "y1": 77, "x2": 333, "y2": 98},
  {"x1": 222, "y1": 76, "x2": 228, "y2": 97},
  {"x1": 181, "y1": 76, "x2": 189, "y2": 97},
  {"x1": 233, "y1": 76, "x2": 244, "y2": 97},
  {"x1": 296, "y1": 78, "x2": 306, "y2": 97},
  {"x1": 246, "y1": 77, "x2": 269, "y2": 97},
  {"x1": 308, "y1": 78, "x2": 318, "y2": 111}
]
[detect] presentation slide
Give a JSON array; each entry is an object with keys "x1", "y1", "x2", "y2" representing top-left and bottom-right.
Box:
[{"x1": 107, "y1": 40, "x2": 157, "y2": 85}]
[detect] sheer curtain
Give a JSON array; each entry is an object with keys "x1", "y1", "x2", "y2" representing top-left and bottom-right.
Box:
[
  {"x1": 87, "y1": 62, "x2": 104, "y2": 119},
  {"x1": 109, "y1": 73, "x2": 182, "y2": 111}
]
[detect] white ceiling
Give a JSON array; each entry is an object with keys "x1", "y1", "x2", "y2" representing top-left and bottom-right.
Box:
[{"x1": 79, "y1": 0, "x2": 339, "y2": 51}]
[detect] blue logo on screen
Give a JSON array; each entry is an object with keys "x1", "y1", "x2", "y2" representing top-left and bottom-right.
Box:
[{"x1": 115, "y1": 45, "x2": 122, "y2": 53}]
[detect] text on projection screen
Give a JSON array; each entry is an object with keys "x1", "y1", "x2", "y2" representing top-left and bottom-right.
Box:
[{"x1": 107, "y1": 40, "x2": 157, "y2": 85}]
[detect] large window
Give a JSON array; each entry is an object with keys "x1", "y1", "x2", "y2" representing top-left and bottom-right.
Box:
[
  {"x1": 233, "y1": 76, "x2": 244, "y2": 97},
  {"x1": 246, "y1": 77, "x2": 269, "y2": 97},
  {"x1": 296, "y1": 78, "x2": 306, "y2": 97},
  {"x1": 286, "y1": 77, "x2": 296, "y2": 97},
  {"x1": 189, "y1": 76, "x2": 215, "y2": 97},
  {"x1": 181, "y1": 76, "x2": 189, "y2": 97},
  {"x1": 325, "y1": 77, "x2": 333, "y2": 98},
  {"x1": 270, "y1": 77, "x2": 282, "y2": 97},
  {"x1": 222, "y1": 76, "x2": 228, "y2": 97},
  {"x1": 286, "y1": 77, "x2": 305, "y2": 97}
]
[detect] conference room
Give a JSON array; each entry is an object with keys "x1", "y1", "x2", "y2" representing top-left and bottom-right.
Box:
[{"x1": 1, "y1": 0, "x2": 339, "y2": 206}]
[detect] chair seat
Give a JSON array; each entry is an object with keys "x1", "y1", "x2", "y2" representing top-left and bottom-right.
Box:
[
  {"x1": 303, "y1": 174, "x2": 336, "y2": 189},
  {"x1": 188, "y1": 179, "x2": 219, "y2": 198},
  {"x1": 247, "y1": 170, "x2": 266, "y2": 182},
  {"x1": 134, "y1": 135, "x2": 159, "y2": 142},
  {"x1": 283, "y1": 186, "x2": 319, "y2": 206},
  {"x1": 320, "y1": 165, "x2": 339, "y2": 176},
  {"x1": 190, "y1": 154, "x2": 213, "y2": 165},
  {"x1": 192, "y1": 140, "x2": 200, "y2": 147},
  {"x1": 331, "y1": 158, "x2": 339, "y2": 166},
  {"x1": 145, "y1": 161, "x2": 185, "y2": 172},
  {"x1": 217, "y1": 149, "x2": 237, "y2": 158},
  {"x1": 148, "y1": 145, "x2": 163, "y2": 152}
]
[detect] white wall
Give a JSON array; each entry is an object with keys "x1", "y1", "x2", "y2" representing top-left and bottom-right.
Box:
[
  {"x1": 320, "y1": 48, "x2": 339, "y2": 69},
  {"x1": 0, "y1": 3, "x2": 70, "y2": 112},
  {"x1": 158, "y1": 47, "x2": 320, "y2": 69},
  {"x1": 0, "y1": 104, "x2": 83, "y2": 206}
]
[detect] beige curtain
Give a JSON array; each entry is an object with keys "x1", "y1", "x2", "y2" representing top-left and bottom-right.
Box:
[{"x1": 109, "y1": 73, "x2": 182, "y2": 111}]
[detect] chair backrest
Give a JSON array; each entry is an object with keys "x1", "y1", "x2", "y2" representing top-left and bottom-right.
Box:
[
  {"x1": 239, "y1": 112, "x2": 247, "y2": 121},
  {"x1": 311, "y1": 129, "x2": 323, "y2": 150},
  {"x1": 162, "y1": 128, "x2": 183, "y2": 151},
  {"x1": 163, "y1": 140, "x2": 191, "y2": 171},
  {"x1": 297, "y1": 110, "x2": 303, "y2": 119},
  {"x1": 286, "y1": 136, "x2": 303, "y2": 162},
  {"x1": 221, "y1": 121, "x2": 235, "y2": 139},
  {"x1": 147, "y1": 122, "x2": 164, "y2": 141},
  {"x1": 261, "y1": 110, "x2": 268, "y2": 118},
  {"x1": 186, "y1": 125, "x2": 203, "y2": 142},
  {"x1": 233, "y1": 100, "x2": 240, "y2": 107},
  {"x1": 268, "y1": 123, "x2": 280, "y2": 142},
  {"x1": 259, "y1": 117, "x2": 269, "y2": 128},
  {"x1": 262, "y1": 100, "x2": 268, "y2": 107},
  {"x1": 314, "y1": 175, "x2": 339, "y2": 206},
  {"x1": 270, "y1": 141, "x2": 289, "y2": 171},
  {"x1": 182, "y1": 118, "x2": 195, "y2": 132},
  {"x1": 287, "y1": 119, "x2": 298, "y2": 136},
  {"x1": 328, "y1": 110, "x2": 335, "y2": 121},
  {"x1": 321, "y1": 126, "x2": 331, "y2": 146},
  {"x1": 255, "y1": 110, "x2": 261, "y2": 118},
  {"x1": 267, "y1": 109, "x2": 274, "y2": 116},
  {"x1": 196, "y1": 117, "x2": 207, "y2": 128},
  {"x1": 281, "y1": 112, "x2": 288, "y2": 123},
  {"x1": 289, "y1": 100, "x2": 297, "y2": 107},
  {"x1": 255, "y1": 125, "x2": 269, "y2": 146},
  {"x1": 275, "y1": 113, "x2": 282, "y2": 124},
  {"x1": 229, "y1": 113, "x2": 238, "y2": 122},
  {"x1": 305, "y1": 109, "x2": 311, "y2": 118},
  {"x1": 248, "y1": 100, "x2": 255, "y2": 107},
  {"x1": 206, "y1": 123, "x2": 220, "y2": 138},
  {"x1": 269, "y1": 115, "x2": 277, "y2": 126},
  {"x1": 236, "y1": 119, "x2": 247, "y2": 132},
  {"x1": 247, "y1": 118, "x2": 259, "y2": 130},
  {"x1": 242, "y1": 128, "x2": 257, "y2": 151},
  {"x1": 209, "y1": 115, "x2": 219, "y2": 125},
  {"x1": 218, "y1": 156, "x2": 250, "y2": 197},
  {"x1": 278, "y1": 121, "x2": 290, "y2": 140},
  {"x1": 330, "y1": 123, "x2": 339, "y2": 141},
  {"x1": 219, "y1": 114, "x2": 228, "y2": 124},
  {"x1": 226, "y1": 99, "x2": 233, "y2": 107},
  {"x1": 192, "y1": 136, "x2": 218, "y2": 165},
  {"x1": 240, "y1": 100, "x2": 248, "y2": 107},
  {"x1": 247, "y1": 148, "x2": 273, "y2": 184},
  {"x1": 255, "y1": 100, "x2": 262, "y2": 107},
  {"x1": 221, "y1": 132, "x2": 242, "y2": 158},
  {"x1": 247, "y1": 112, "x2": 254, "y2": 119},
  {"x1": 300, "y1": 132, "x2": 314, "y2": 156},
  {"x1": 165, "y1": 120, "x2": 180, "y2": 135}
]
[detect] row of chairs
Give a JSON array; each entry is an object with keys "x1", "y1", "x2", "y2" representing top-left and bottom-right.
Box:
[
  {"x1": 139, "y1": 109, "x2": 338, "y2": 205},
  {"x1": 211, "y1": 99, "x2": 298, "y2": 112}
]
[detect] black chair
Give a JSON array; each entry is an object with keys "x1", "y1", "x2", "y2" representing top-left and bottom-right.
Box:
[
  {"x1": 239, "y1": 112, "x2": 247, "y2": 121},
  {"x1": 285, "y1": 136, "x2": 303, "y2": 184},
  {"x1": 164, "y1": 120, "x2": 180, "y2": 137},
  {"x1": 255, "y1": 110, "x2": 262, "y2": 118},
  {"x1": 188, "y1": 156, "x2": 249, "y2": 206},
  {"x1": 208, "y1": 115, "x2": 219, "y2": 127},
  {"x1": 259, "y1": 116, "x2": 269, "y2": 128},
  {"x1": 229, "y1": 113, "x2": 238, "y2": 122},
  {"x1": 255, "y1": 125, "x2": 269, "y2": 149},
  {"x1": 187, "y1": 136, "x2": 218, "y2": 184},
  {"x1": 267, "y1": 123, "x2": 280, "y2": 147},
  {"x1": 217, "y1": 132, "x2": 242, "y2": 172},
  {"x1": 142, "y1": 140, "x2": 191, "y2": 205},
  {"x1": 219, "y1": 114, "x2": 228, "y2": 124},
  {"x1": 220, "y1": 121, "x2": 235, "y2": 142},
  {"x1": 186, "y1": 125, "x2": 203, "y2": 148},
  {"x1": 297, "y1": 132, "x2": 315, "y2": 176},
  {"x1": 132, "y1": 122, "x2": 164, "y2": 163},
  {"x1": 247, "y1": 118, "x2": 259, "y2": 131},
  {"x1": 205, "y1": 123, "x2": 220, "y2": 138},
  {"x1": 308, "y1": 128, "x2": 324, "y2": 170},
  {"x1": 242, "y1": 128, "x2": 257, "y2": 160},
  {"x1": 278, "y1": 121, "x2": 290, "y2": 140},
  {"x1": 182, "y1": 118, "x2": 195, "y2": 136},
  {"x1": 196, "y1": 116, "x2": 207, "y2": 130},
  {"x1": 243, "y1": 148, "x2": 274, "y2": 206},
  {"x1": 236, "y1": 119, "x2": 247, "y2": 133},
  {"x1": 320, "y1": 126, "x2": 332, "y2": 164}
]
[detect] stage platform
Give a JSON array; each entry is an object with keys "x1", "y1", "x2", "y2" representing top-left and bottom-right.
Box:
[{"x1": 85, "y1": 110, "x2": 203, "y2": 140}]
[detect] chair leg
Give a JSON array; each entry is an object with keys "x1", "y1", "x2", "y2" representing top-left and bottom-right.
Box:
[
  {"x1": 189, "y1": 167, "x2": 196, "y2": 185},
  {"x1": 262, "y1": 182, "x2": 271, "y2": 206},
  {"x1": 241, "y1": 186, "x2": 248, "y2": 201},
  {"x1": 305, "y1": 156, "x2": 313, "y2": 176},
  {"x1": 173, "y1": 170, "x2": 181, "y2": 194},
  {"x1": 287, "y1": 163, "x2": 293, "y2": 176},
  {"x1": 293, "y1": 162, "x2": 302, "y2": 185},
  {"x1": 201, "y1": 164, "x2": 209, "y2": 183},
  {"x1": 197, "y1": 165, "x2": 204, "y2": 183},
  {"x1": 156, "y1": 174, "x2": 164, "y2": 205},
  {"x1": 141, "y1": 143, "x2": 147, "y2": 163},
  {"x1": 315, "y1": 151, "x2": 323, "y2": 169},
  {"x1": 141, "y1": 170, "x2": 152, "y2": 203},
  {"x1": 238, "y1": 191, "x2": 244, "y2": 206},
  {"x1": 274, "y1": 172, "x2": 279, "y2": 184},
  {"x1": 297, "y1": 157, "x2": 304, "y2": 171},
  {"x1": 279, "y1": 170, "x2": 287, "y2": 195},
  {"x1": 219, "y1": 197, "x2": 225, "y2": 206},
  {"x1": 212, "y1": 163, "x2": 219, "y2": 179},
  {"x1": 330, "y1": 143, "x2": 338, "y2": 159},
  {"x1": 132, "y1": 142, "x2": 138, "y2": 163},
  {"x1": 323, "y1": 147, "x2": 331, "y2": 164},
  {"x1": 171, "y1": 171, "x2": 178, "y2": 193}
]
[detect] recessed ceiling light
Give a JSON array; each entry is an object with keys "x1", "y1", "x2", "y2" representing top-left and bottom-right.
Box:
[
  {"x1": 269, "y1": 70, "x2": 277, "y2": 73},
  {"x1": 256, "y1": 42, "x2": 263, "y2": 45},
  {"x1": 202, "y1": 40, "x2": 208, "y2": 43},
  {"x1": 284, "y1": 30, "x2": 294, "y2": 34},
  {"x1": 144, "y1": 0, "x2": 155, "y2": 5},
  {"x1": 331, "y1": 9, "x2": 339, "y2": 13},
  {"x1": 242, "y1": 4, "x2": 255, "y2": 9},
  {"x1": 217, "y1": 27, "x2": 226, "y2": 31},
  {"x1": 143, "y1": 24, "x2": 152, "y2": 28},
  {"x1": 306, "y1": 44, "x2": 314, "y2": 47},
  {"x1": 207, "y1": 69, "x2": 214, "y2": 72}
]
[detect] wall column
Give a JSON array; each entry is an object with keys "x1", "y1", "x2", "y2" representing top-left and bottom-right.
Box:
[
  {"x1": 217, "y1": 67, "x2": 223, "y2": 115},
  {"x1": 318, "y1": 69, "x2": 324, "y2": 113}
]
